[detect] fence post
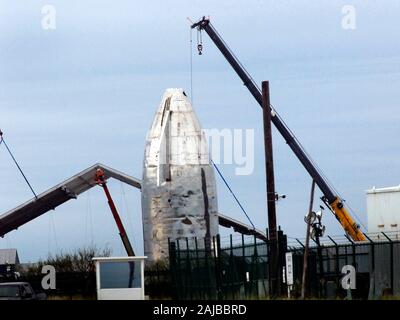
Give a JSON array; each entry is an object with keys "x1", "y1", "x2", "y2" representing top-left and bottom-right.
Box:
[
  {"x1": 265, "y1": 229, "x2": 270, "y2": 297},
  {"x1": 382, "y1": 232, "x2": 394, "y2": 294},
  {"x1": 204, "y1": 237, "x2": 211, "y2": 299},
  {"x1": 344, "y1": 234, "x2": 357, "y2": 268},
  {"x1": 185, "y1": 237, "x2": 193, "y2": 300},
  {"x1": 241, "y1": 234, "x2": 247, "y2": 298},
  {"x1": 344, "y1": 235, "x2": 356, "y2": 300},
  {"x1": 254, "y1": 234, "x2": 260, "y2": 298},
  {"x1": 194, "y1": 237, "x2": 201, "y2": 298},
  {"x1": 328, "y1": 236, "x2": 340, "y2": 295},
  {"x1": 213, "y1": 235, "x2": 223, "y2": 300},
  {"x1": 364, "y1": 234, "x2": 375, "y2": 299},
  {"x1": 301, "y1": 179, "x2": 316, "y2": 299},
  {"x1": 277, "y1": 228, "x2": 287, "y2": 296},
  {"x1": 313, "y1": 234, "x2": 325, "y2": 298},
  {"x1": 177, "y1": 239, "x2": 184, "y2": 298},
  {"x1": 229, "y1": 234, "x2": 234, "y2": 299},
  {"x1": 168, "y1": 239, "x2": 178, "y2": 299}
]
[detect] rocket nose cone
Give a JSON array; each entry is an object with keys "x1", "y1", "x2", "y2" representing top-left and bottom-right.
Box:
[
  {"x1": 161, "y1": 88, "x2": 191, "y2": 112},
  {"x1": 164, "y1": 88, "x2": 188, "y2": 97},
  {"x1": 147, "y1": 88, "x2": 194, "y2": 137},
  {"x1": 143, "y1": 87, "x2": 210, "y2": 168}
]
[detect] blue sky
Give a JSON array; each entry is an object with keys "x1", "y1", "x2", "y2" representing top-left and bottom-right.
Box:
[{"x1": 1, "y1": 1, "x2": 399, "y2": 261}]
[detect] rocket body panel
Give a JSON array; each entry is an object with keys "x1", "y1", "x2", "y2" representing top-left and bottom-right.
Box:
[{"x1": 141, "y1": 88, "x2": 218, "y2": 262}]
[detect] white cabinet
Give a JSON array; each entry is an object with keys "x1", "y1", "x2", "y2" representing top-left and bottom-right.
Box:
[{"x1": 93, "y1": 256, "x2": 146, "y2": 300}]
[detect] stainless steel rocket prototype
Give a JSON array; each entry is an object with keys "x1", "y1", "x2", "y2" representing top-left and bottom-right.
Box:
[{"x1": 141, "y1": 88, "x2": 219, "y2": 262}]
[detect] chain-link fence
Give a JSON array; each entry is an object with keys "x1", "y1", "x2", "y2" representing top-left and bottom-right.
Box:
[
  {"x1": 168, "y1": 231, "x2": 287, "y2": 300},
  {"x1": 168, "y1": 232, "x2": 400, "y2": 299}
]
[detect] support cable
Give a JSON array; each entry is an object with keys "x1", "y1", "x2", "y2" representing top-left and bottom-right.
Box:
[
  {"x1": 211, "y1": 159, "x2": 255, "y2": 229},
  {"x1": 0, "y1": 130, "x2": 38, "y2": 199}
]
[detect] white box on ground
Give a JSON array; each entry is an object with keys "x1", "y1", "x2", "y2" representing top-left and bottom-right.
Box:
[{"x1": 93, "y1": 256, "x2": 147, "y2": 300}]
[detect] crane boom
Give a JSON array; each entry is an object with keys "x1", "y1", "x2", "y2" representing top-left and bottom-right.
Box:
[
  {"x1": 191, "y1": 17, "x2": 366, "y2": 241},
  {"x1": 95, "y1": 168, "x2": 135, "y2": 256}
]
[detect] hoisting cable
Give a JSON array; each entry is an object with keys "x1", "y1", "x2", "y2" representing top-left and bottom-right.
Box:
[
  {"x1": 211, "y1": 159, "x2": 255, "y2": 229},
  {"x1": 186, "y1": 17, "x2": 195, "y2": 105},
  {"x1": 190, "y1": 25, "x2": 194, "y2": 104},
  {"x1": 0, "y1": 130, "x2": 38, "y2": 199}
]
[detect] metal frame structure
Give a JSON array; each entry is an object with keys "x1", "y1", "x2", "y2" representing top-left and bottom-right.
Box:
[
  {"x1": 0, "y1": 164, "x2": 266, "y2": 241},
  {"x1": 0, "y1": 163, "x2": 140, "y2": 237}
]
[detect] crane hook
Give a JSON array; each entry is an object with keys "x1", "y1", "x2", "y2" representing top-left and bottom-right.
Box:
[
  {"x1": 197, "y1": 28, "x2": 203, "y2": 55},
  {"x1": 197, "y1": 43, "x2": 203, "y2": 55}
]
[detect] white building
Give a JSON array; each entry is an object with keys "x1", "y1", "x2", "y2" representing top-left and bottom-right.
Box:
[{"x1": 366, "y1": 185, "x2": 400, "y2": 236}]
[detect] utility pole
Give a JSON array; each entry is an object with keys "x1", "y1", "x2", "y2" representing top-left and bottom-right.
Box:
[
  {"x1": 262, "y1": 81, "x2": 279, "y2": 296},
  {"x1": 301, "y1": 180, "x2": 316, "y2": 299}
]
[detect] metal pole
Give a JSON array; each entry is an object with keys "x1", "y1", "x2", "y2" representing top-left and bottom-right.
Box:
[
  {"x1": 101, "y1": 183, "x2": 135, "y2": 257},
  {"x1": 301, "y1": 180, "x2": 316, "y2": 299},
  {"x1": 315, "y1": 229, "x2": 324, "y2": 298},
  {"x1": 262, "y1": 81, "x2": 278, "y2": 243},
  {"x1": 242, "y1": 234, "x2": 247, "y2": 298},
  {"x1": 262, "y1": 81, "x2": 279, "y2": 297},
  {"x1": 382, "y1": 232, "x2": 394, "y2": 293},
  {"x1": 328, "y1": 236, "x2": 340, "y2": 292},
  {"x1": 95, "y1": 169, "x2": 135, "y2": 257},
  {"x1": 364, "y1": 234, "x2": 375, "y2": 299}
]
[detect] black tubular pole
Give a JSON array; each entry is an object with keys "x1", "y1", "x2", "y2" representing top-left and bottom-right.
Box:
[
  {"x1": 301, "y1": 179, "x2": 316, "y2": 299},
  {"x1": 328, "y1": 235, "x2": 341, "y2": 291},
  {"x1": 262, "y1": 81, "x2": 279, "y2": 297},
  {"x1": 192, "y1": 18, "x2": 335, "y2": 203},
  {"x1": 262, "y1": 81, "x2": 278, "y2": 243},
  {"x1": 382, "y1": 232, "x2": 394, "y2": 292}
]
